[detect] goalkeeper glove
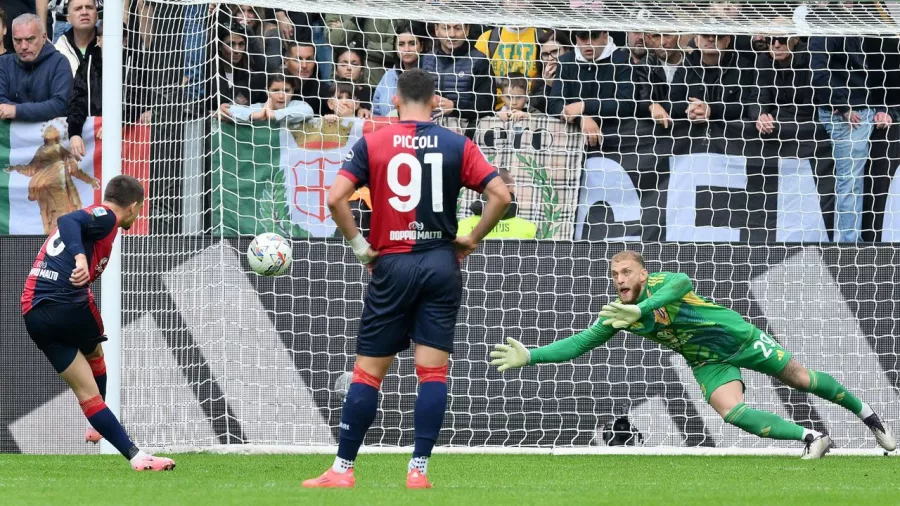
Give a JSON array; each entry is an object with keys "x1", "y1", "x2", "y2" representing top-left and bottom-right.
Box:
[
  {"x1": 598, "y1": 302, "x2": 641, "y2": 329},
  {"x1": 490, "y1": 337, "x2": 531, "y2": 372},
  {"x1": 348, "y1": 234, "x2": 377, "y2": 265}
]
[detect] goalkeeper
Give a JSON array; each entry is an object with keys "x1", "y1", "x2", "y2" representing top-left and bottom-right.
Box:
[{"x1": 490, "y1": 251, "x2": 896, "y2": 458}]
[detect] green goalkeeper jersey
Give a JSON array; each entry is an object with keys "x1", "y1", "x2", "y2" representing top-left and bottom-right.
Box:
[{"x1": 529, "y1": 272, "x2": 761, "y2": 367}]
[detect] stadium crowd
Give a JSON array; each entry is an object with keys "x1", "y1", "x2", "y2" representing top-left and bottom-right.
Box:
[{"x1": 0, "y1": 1, "x2": 898, "y2": 241}]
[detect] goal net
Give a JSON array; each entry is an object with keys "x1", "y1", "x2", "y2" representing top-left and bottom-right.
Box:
[{"x1": 108, "y1": 0, "x2": 900, "y2": 454}]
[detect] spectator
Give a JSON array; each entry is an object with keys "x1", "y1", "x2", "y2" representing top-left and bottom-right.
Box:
[
  {"x1": 372, "y1": 21, "x2": 423, "y2": 117},
  {"x1": 206, "y1": 24, "x2": 265, "y2": 109},
  {"x1": 48, "y1": 0, "x2": 102, "y2": 43},
  {"x1": 219, "y1": 74, "x2": 314, "y2": 127},
  {"x1": 496, "y1": 72, "x2": 529, "y2": 122},
  {"x1": 123, "y1": 0, "x2": 157, "y2": 122},
  {"x1": 270, "y1": 10, "x2": 333, "y2": 80},
  {"x1": 183, "y1": 4, "x2": 207, "y2": 101},
  {"x1": 0, "y1": 13, "x2": 72, "y2": 121},
  {"x1": 621, "y1": 30, "x2": 656, "y2": 122},
  {"x1": 420, "y1": 22, "x2": 494, "y2": 121},
  {"x1": 216, "y1": 6, "x2": 264, "y2": 73},
  {"x1": 47, "y1": 0, "x2": 68, "y2": 43},
  {"x1": 474, "y1": 21, "x2": 541, "y2": 110},
  {"x1": 230, "y1": 4, "x2": 281, "y2": 72},
  {"x1": 0, "y1": 0, "x2": 48, "y2": 51},
  {"x1": 755, "y1": 33, "x2": 818, "y2": 140},
  {"x1": 324, "y1": 15, "x2": 397, "y2": 85},
  {"x1": 324, "y1": 81, "x2": 360, "y2": 120},
  {"x1": 627, "y1": 30, "x2": 647, "y2": 65},
  {"x1": 66, "y1": 22, "x2": 142, "y2": 159},
  {"x1": 547, "y1": 29, "x2": 634, "y2": 148},
  {"x1": 669, "y1": 33, "x2": 758, "y2": 141},
  {"x1": 332, "y1": 45, "x2": 372, "y2": 118},
  {"x1": 458, "y1": 169, "x2": 537, "y2": 239},
  {"x1": 811, "y1": 24, "x2": 894, "y2": 242},
  {"x1": 528, "y1": 29, "x2": 570, "y2": 114},
  {"x1": 0, "y1": 6, "x2": 7, "y2": 56},
  {"x1": 642, "y1": 32, "x2": 685, "y2": 130},
  {"x1": 66, "y1": 24, "x2": 101, "y2": 161},
  {"x1": 283, "y1": 40, "x2": 325, "y2": 115},
  {"x1": 271, "y1": 9, "x2": 318, "y2": 44},
  {"x1": 54, "y1": 0, "x2": 98, "y2": 76}
]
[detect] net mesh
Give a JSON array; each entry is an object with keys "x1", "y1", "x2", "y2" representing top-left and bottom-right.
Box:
[{"x1": 105, "y1": 0, "x2": 900, "y2": 453}]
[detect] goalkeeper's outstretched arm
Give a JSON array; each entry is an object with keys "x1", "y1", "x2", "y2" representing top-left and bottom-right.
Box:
[{"x1": 490, "y1": 322, "x2": 617, "y2": 372}]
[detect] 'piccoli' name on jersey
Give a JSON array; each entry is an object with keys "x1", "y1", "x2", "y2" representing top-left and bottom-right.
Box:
[{"x1": 393, "y1": 135, "x2": 438, "y2": 149}]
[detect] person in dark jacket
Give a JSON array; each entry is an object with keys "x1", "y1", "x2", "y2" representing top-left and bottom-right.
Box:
[
  {"x1": 205, "y1": 23, "x2": 266, "y2": 112},
  {"x1": 528, "y1": 29, "x2": 570, "y2": 115},
  {"x1": 230, "y1": 4, "x2": 281, "y2": 72},
  {"x1": 0, "y1": 0, "x2": 50, "y2": 51},
  {"x1": 283, "y1": 40, "x2": 326, "y2": 116},
  {"x1": 53, "y1": 0, "x2": 98, "y2": 76},
  {"x1": 755, "y1": 36, "x2": 818, "y2": 141},
  {"x1": 669, "y1": 33, "x2": 759, "y2": 145},
  {"x1": 810, "y1": 30, "x2": 894, "y2": 243},
  {"x1": 66, "y1": 34, "x2": 99, "y2": 160},
  {"x1": 66, "y1": 30, "x2": 143, "y2": 161},
  {"x1": 332, "y1": 45, "x2": 373, "y2": 118},
  {"x1": 547, "y1": 30, "x2": 635, "y2": 149},
  {"x1": 640, "y1": 32, "x2": 685, "y2": 131},
  {"x1": 0, "y1": 13, "x2": 72, "y2": 121},
  {"x1": 419, "y1": 22, "x2": 494, "y2": 121}
]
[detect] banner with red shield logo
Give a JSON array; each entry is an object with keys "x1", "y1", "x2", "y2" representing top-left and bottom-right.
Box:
[{"x1": 282, "y1": 117, "x2": 365, "y2": 237}]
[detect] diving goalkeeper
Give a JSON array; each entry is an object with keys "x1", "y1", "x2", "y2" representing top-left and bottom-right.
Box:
[{"x1": 490, "y1": 251, "x2": 896, "y2": 458}]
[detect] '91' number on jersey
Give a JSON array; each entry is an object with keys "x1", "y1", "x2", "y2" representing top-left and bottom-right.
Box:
[{"x1": 387, "y1": 153, "x2": 444, "y2": 212}]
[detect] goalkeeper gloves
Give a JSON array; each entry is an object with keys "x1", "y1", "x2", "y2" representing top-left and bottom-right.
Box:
[
  {"x1": 490, "y1": 337, "x2": 531, "y2": 372},
  {"x1": 348, "y1": 234, "x2": 377, "y2": 265},
  {"x1": 598, "y1": 302, "x2": 642, "y2": 329}
]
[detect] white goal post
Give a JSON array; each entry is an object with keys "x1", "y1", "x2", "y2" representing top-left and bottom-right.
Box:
[{"x1": 89, "y1": 0, "x2": 900, "y2": 457}]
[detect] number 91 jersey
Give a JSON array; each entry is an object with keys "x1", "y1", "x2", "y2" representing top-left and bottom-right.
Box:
[{"x1": 338, "y1": 120, "x2": 498, "y2": 256}]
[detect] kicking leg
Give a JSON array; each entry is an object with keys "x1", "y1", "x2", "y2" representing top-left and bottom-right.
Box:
[
  {"x1": 407, "y1": 344, "x2": 449, "y2": 489},
  {"x1": 59, "y1": 350, "x2": 174, "y2": 471},
  {"x1": 779, "y1": 359, "x2": 895, "y2": 451},
  {"x1": 82, "y1": 344, "x2": 106, "y2": 444},
  {"x1": 303, "y1": 354, "x2": 393, "y2": 488}
]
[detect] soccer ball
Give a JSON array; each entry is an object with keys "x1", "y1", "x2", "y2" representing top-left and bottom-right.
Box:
[{"x1": 247, "y1": 233, "x2": 292, "y2": 276}]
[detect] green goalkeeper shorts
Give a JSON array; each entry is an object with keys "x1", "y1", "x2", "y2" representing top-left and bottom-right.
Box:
[{"x1": 692, "y1": 329, "x2": 792, "y2": 403}]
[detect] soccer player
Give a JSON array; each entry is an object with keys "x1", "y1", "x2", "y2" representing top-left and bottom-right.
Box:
[
  {"x1": 21, "y1": 175, "x2": 175, "y2": 471},
  {"x1": 303, "y1": 68, "x2": 510, "y2": 488},
  {"x1": 490, "y1": 251, "x2": 896, "y2": 458}
]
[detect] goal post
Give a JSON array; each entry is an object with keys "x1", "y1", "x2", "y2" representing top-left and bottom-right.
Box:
[
  {"x1": 105, "y1": 0, "x2": 900, "y2": 456},
  {"x1": 100, "y1": 0, "x2": 125, "y2": 455}
]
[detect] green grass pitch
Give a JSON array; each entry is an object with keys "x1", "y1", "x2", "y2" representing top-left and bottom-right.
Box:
[{"x1": 0, "y1": 453, "x2": 896, "y2": 505}]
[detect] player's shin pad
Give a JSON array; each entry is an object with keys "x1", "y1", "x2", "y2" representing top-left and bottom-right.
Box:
[
  {"x1": 724, "y1": 403, "x2": 805, "y2": 440},
  {"x1": 805, "y1": 371, "x2": 864, "y2": 415}
]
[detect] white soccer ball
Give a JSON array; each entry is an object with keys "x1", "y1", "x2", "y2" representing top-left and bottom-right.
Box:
[{"x1": 247, "y1": 232, "x2": 292, "y2": 276}]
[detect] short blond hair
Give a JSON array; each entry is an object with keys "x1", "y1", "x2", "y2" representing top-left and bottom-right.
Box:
[{"x1": 610, "y1": 250, "x2": 645, "y2": 268}]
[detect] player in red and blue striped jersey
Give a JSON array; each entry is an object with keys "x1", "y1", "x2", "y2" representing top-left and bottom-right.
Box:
[
  {"x1": 303, "y1": 68, "x2": 511, "y2": 489},
  {"x1": 21, "y1": 175, "x2": 175, "y2": 471}
]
